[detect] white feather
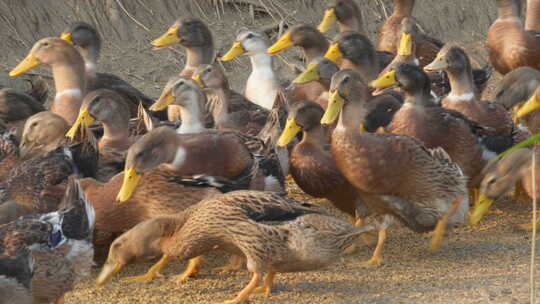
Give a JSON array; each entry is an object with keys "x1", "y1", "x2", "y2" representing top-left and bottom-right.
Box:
[
  {"x1": 445, "y1": 92, "x2": 475, "y2": 102},
  {"x1": 55, "y1": 88, "x2": 82, "y2": 100}
]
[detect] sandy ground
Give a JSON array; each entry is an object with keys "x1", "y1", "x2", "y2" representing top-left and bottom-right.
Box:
[
  {"x1": 65, "y1": 180, "x2": 539, "y2": 304},
  {"x1": 0, "y1": 1, "x2": 537, "y2": 303}
]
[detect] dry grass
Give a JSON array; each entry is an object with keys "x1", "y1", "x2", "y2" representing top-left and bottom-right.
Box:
[{"x1": 0, "y1": 1, "x2": 537, "y2": 303}]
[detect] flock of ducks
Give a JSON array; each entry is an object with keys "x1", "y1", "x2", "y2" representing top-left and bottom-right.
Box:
[{"x1": 3, "y1": 0, "x2": 540, "y2": 303}]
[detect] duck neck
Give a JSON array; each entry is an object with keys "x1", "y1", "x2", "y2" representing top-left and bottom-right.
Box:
[
  {"x1": 394, "y1": 0, "x2": 415, "y2": 17},
  {"x1": 526, "y1": 0, "x2": 540, "y2": 30},
  {"x1": 404, "y1": 85, "x2": 433, "y2": 107},
  {"x1": 163, "y1": 135, "x2": 185, "y2": 166},
  {"x1": 77, "y1": 45, "x2": 100, "y2": 76},
  {"x1": 52, "y1": 62, "x2": 86, "y2": 118},
  {"x1": 446, "y1": 67, "x2": 476, "y2": 101},
  {"x1": 183, "y1": 46, "x2": 214, "y2": 75},
  {"x1": 249, "y1": 52, "x2": 276, "y2": 79},
  {"x1": 177, "y1": 97, "x2": 207, "y2": 134},
  {"x1": 302, "y1": 124, "x2": 327, "y2": 146},
  {"x1": 336, "y1": 92, "x2": 369, "y2": 132},
  {"x1": 100, "y1": 112, "x2": 130, "y2": 147},
  {"x1": 52, "y1": 62, "x2": 86, "y2": 95},
  {"x1": 496, "y1": 0, "x2": 522, "y2": 19}
]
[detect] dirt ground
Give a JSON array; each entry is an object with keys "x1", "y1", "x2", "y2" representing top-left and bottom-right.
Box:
[{"x1": 0, "y1": 0, "x2": 538, "y2": 303}]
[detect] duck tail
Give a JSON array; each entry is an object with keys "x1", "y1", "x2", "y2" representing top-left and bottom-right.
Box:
[{"x1": 58, "y1": 177, "x2": 95, "y2": 241}]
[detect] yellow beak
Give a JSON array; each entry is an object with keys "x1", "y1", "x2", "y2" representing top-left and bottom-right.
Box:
[
  {"x1": 397, "y1": 33, "x2": 413, "y2": 56},
  {"x1": 220, "y1": 41, "x2": 246, "y2": 61},
  {"x1": 151, "y1": 25, "x2": 180, "y2": 49},
  {"x1": 96, "y1": 262, "x2": 124, "y2": 286},
  {"x1": 192, "y1": 74, "x2": 204, "y2": 88},
  {"x1": 370, "y1": 70, "x2": 397, "y2": 89},
  {"x1": 321, "y1": 90, "x2": 345, "y2": 125},
  {"x1": 516, "y1": 93, "x2": 540, "y2": 118},
  {"x1": 60, "y1": 32, "x2": 73, "y2": 44},
  {"x1": 9, "y1": 52, "x2": 41, "y2": 77},
  {"x1": 267, "y1": 32, "x2": 294, "y2": 54},
  {"x1": 324, "y1": 43, "x2": 343, "y2": 63},
  {"x1": 65, "y1": 108, "x2": 95, "y2": 139},
  {"x1": 116, "y1": 167, "x2": 142, "y2": 203},
  {"x1": 424, "y1": 56, "x2": 448, "y2": 72},
  {"x1": 293, "y1": 63, "x2": 320, "y2": 84},
  {"x1": 469, "y1": 193, "x2": 493, "y2": 226},
  {"x1": 317, "y1": 8, "x2": 337, "y2": 33},
  {"x1": 149, "y1": 90, "x2": 175, "y2": 111},
  {"x1": 277, "y1": 118, "x2": 302, "y2": 147}
]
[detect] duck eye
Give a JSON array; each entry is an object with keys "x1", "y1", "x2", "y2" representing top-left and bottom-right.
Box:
[
  {"x1": 487, "y1": 178, "x2": 497, "y2": 186},
  {"x1": 43, "y1": 42, "x2": 49, "y2": 47},
  {"x1": 246, "y1": 33, "x2": 254, "y2": 39}
]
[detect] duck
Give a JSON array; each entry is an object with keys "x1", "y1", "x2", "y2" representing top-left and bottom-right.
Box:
[
  {"x1": 78, "y1": 169, "x2": 221, "y2": 235},
  {"x1": 96, "y1": 190, "x2": 372, "y2": 303},
  {"x1": 0, "y1": 248, "x2": 33, "y2": 304},
  {"x1": 0, "y1": 112, "x2": 97, "y2": 224},
  {"x1": 0, "y1": 177, "x2": 94, "y2": 304},
  {"x1": 424, "y1": 44, "x2": 517, "y2": 153},
  {"x1": 515, "y1": 86, "x2": 540, "y2": 133},
  {"x1": 317, "y1": 0, "x2": 365, "y2": 34},
  {"x1": 18, "y1": 111, "x2": 97, "y2": 177},
  {"x1": 378, "y1": 0, "x2": 444, "y2": 67},
  {"x1": 324, "y1": 31, "x2": 394, "y2": 82},
  {"x1": 470, "y1": 148, "x2": 539, "y2": 228},
  {"x1": 0, "y1": 76, "x2": 47, "y2": 139},
  {"x1": 487, "y1": 0, "x2": 540, "y2": 74},
  {"x1": 493, "y1": 67, "x2": 540, "y2": 110},
  {"x1": 152, "y1": 74, "x2": 288, "y2": 175},
  {"x1": 320, "y1": 69, "x2": 469, "y2": 265},
  {"x1": 66, "y1": 89, "x2": 136, "y2": 155},
  {"x1": 151, "y1": 18, "x2": 214, "y2": 122},
  {"x1": 115, "y1": 126, "x2": 284, "y2": 203},
  {"x1": 151, "y1": 18, "x2": 214, "y2": 76},
  {"x1": 64, "y1": 88, "x2": 149, "y2": 181},
  {"x1": 371, "y1": 62, "x2": 492, "y2": 190},
  {"x1": 192, "y1": 64, "x2": 268, "y2": 135},
  {"x1": 378, "y1": 17, "x2": 422, "y2": 76},
  {"x1": 151, "y1": 76, "x2": 210, "y2": 134},
  {"x1": 494, "y1": 66, "x2": 540, "y2": 133},
  {"x1": 220, "y1": 28, "x2": 280, "y2": 110},
  {"x1": 276, "y1": 100, "x2": 363, "y2": 218},
  {"x1": 9, "y1": 37, "x2": 86, "y2": 124},
  {"x1": 60, "y1": 21, "x2": 158, "y2": 117}
]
